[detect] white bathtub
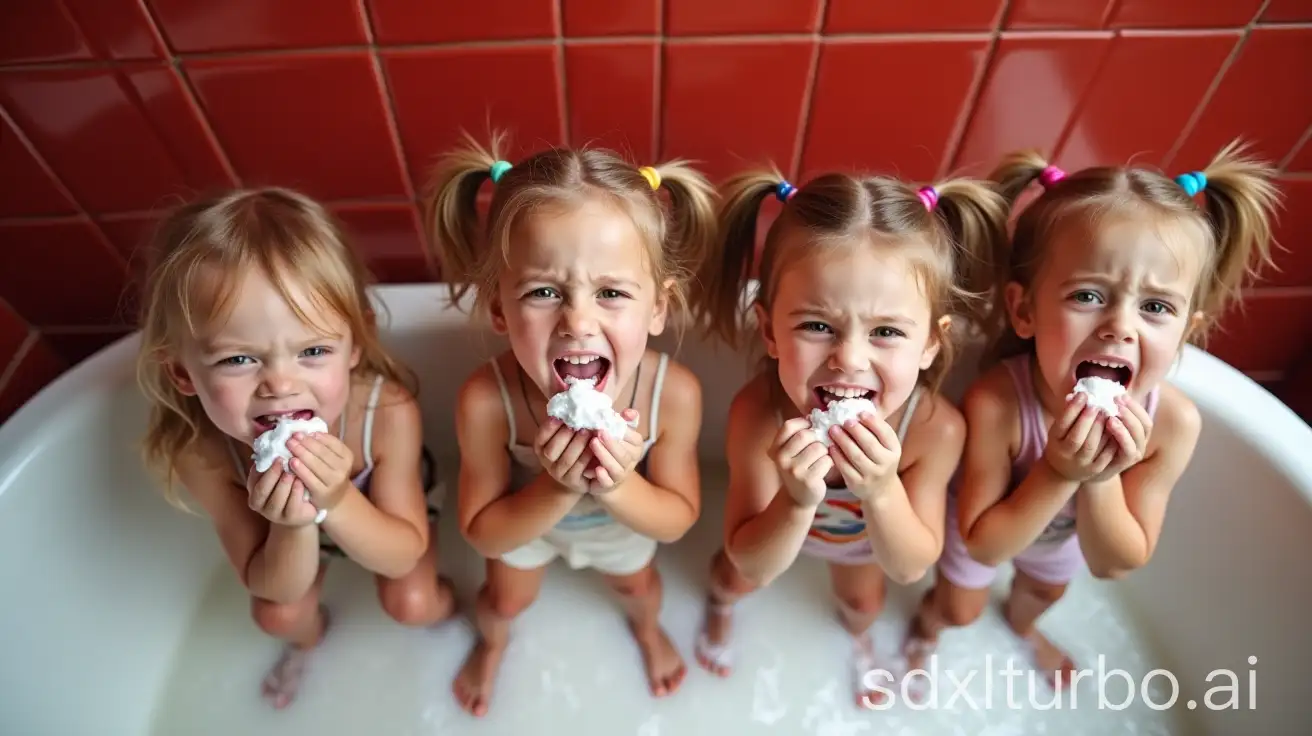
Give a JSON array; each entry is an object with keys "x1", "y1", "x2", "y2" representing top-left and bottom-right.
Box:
[{"x1": 2, "y1": 284, "x2": 1309, "y2": 735}]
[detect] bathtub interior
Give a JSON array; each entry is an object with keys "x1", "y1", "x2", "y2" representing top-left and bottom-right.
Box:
[{"x1": 0, "y1": 284, "x2": 1308, "y2": 735}]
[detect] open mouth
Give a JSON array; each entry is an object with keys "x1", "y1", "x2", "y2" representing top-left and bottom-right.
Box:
[
  {"x1": 1075, "y1": 358, "x2": 1133, "y2": 387},
  {"x1": 814, "y1": 384, "x2": 877, "y2": 409},
  {"x1": 553, "y1": 354, "x2": 610, "y2": 391},
  {"x1": 254, "y1": 409, "x2": 315, "y2": 432}
]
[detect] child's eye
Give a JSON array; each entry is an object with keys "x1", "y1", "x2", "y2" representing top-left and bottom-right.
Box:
[
  {"x1": 798, "y1": 321, "x2": 833, "y2": 334},
  {"x1": 872, "y1": 326, "x2": 905, "y2": 339},
  {"x1": 217, "y1": 355, "x2": 254, "y2": 367},
  {"x1": 301, "y1": 346, "x2": 330, "y2": 358},
  {"x1": 598, "y1": 288, "x2": 627, "y2": 300},
  {"x1": 525, "y1": 287, "x2": 559, "y2": 300},
  {"x1": 1071, "y1": 290, "x2": 1102, "y2": 304},
  {"x1": 1142, "y1": 300, "x2": 1174, "y2": 315}
]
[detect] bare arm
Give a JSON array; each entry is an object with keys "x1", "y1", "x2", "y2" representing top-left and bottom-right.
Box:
[
  {"x1": 722, "y1": 378, "x2": 815, "y2": 587},
  {"x1": 1077, "y1": 388, "x2": 1200, "y2": 578},
  {"x1": 177, "y1": 440, "x2": 320, "y2": 604},
  {"x1": 455, "y1": 367, "x2": 580, "y2": 558},
  {"x1": 593, "y1": 361, "x2": 701, "y2": 542},
  {"x1": 959, "y1": 372, "x2": 1080, "y2": 566},
  {"x1": 317, "y1": 383, "x2": 429, "y2": 578}
]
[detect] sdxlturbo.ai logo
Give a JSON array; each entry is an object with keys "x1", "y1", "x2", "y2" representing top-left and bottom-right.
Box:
[{"x1": 860, "y1": 654, "x2": 1258, "y2": 711}]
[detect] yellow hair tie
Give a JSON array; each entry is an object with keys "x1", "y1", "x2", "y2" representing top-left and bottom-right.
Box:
[{"x1": 638, "y1": 166, "x2": 661, "y2": 190}]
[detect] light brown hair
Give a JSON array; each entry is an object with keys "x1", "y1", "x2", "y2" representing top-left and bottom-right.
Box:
[
  {"x1": 696, "y1": 167, "x2": 1009, "y2": 393},
  {"x1": 421, "y1": 131, "x2": 717, "y2": 324},
  {"x1": 136, "y1": 187, "x2": 414, "y2": 508},
  {"x1": 984, "y1": 138, "x2": 1282, "y2": 366}
]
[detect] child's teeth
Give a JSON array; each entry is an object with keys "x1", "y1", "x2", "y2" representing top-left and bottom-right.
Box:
[{"x1": 564, "y1": 355, "x2": 598, "y2": 365}]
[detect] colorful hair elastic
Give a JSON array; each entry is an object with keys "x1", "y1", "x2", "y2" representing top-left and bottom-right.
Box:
[
  {"x1": 489, "y1": 160, "x2": 512, "y2": 183},
  {"x1": 774, "y1": 180, "x2": 798, "y2": 202},
  {"x1": 1175, "y1": 171, "x2": 1208, "y2": 197},
  {"x1": 637, "y1": 166, "x2": 661, "y2": 190},
  {"x1": 1039, "y1": 165, "x2": 1067, "y2": 189},
  {"x1": 917, "y1": 186, "x2": 939, "y2": 211}
]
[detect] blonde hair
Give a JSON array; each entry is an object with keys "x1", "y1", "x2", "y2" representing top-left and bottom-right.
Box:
[
  {"x1": 421, "y1": 131, "x2": 718, "y2": 324},
  {"x1": 136, "y1": 187, "x2": 414, "y2": 508},
  {"x1": 983, "y1": 138, "x2": 1282, "y2": 366},
  {"x1": 696, "y1": 167, "x2": 1009, "y2": 393}
]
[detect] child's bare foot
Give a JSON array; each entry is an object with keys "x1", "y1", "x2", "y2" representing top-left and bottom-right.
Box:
[
  {"x1": 633, "y1": 624, "x2": 687, "y2": 697},
  {"x1": 1019, "y1": 629, "x2": 1077, "y2": 690},
  {"x1": 261, "y1": 607, "x2": 329, "y2": 709},
  {"x1": 693, "y1": 598, "x2": 734, "y2": 677},
  {"x1": 452, "y1": 638, "x2": 504, "y2": 717},
  {"x1": 852, "y1": 633, "x2": 893, "y2": 710},
  {"x1": 898, "y1": 617, "x2": 937, "y2": 703}
]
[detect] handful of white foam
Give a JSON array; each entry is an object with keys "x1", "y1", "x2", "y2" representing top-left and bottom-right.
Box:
[
  {"x1": 808, "y1": 398, "x2": 877, "y2": 447},
  {"x1": 546, "y1": 378, "x2": 637, "y2": 439},
  {"x1": 1067, "y1": 376, "x2": 1126, "y2": 417},
  {"x1": 252, "y1": 415, "x2": 329, "y2": 473}
]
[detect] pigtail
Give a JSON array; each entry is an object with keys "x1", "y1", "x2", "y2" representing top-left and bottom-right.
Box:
[
  {"x1": 1191, "y1": 139, "x2": 1282, "y2": 331},
  {"x1": 649, "y1": 160, "x2": 718, "y2": 318},
  {"x1": 421, "y1": 130, "x2": 506, "y2": 307},
  {"x1": 697, "y1": 169, "x2": 782, "y2": 346},
  {"x1": 927, "y1": 178, "x2": 1010, "y2": 337},
  {"x1": 989, "y1": 149, "x2": 1055, "y2": 209}
]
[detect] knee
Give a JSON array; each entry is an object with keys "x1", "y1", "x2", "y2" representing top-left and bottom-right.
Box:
[
  {"x1": 609, "y1": 567, "x2": 658, "y2": 599},
  {"x1": 1014, "y1": 577, "x2": 1067, "y2": 606},
  {"x1": 837, "y1": 586, "x2": 885, "y2": 619},
  {"x1": 251, "y1": 596, "x2": 314, "y2": 638},
  {"x1": 712, "y1": 549, "x2": 756, "y2": 597},
  {"x1": 934, "y1": 585, "x2": 986, "y2": 628},
  {"x1": 379, "y1": 579, "x2": 437, "y2": 626},
  {"x1": 483, "y1": 581, "x2": 536, "y2": 620}
]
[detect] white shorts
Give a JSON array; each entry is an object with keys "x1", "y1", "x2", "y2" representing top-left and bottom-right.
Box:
[{"x1": 500, "y1": 522, "x2": 657, "y2": 577}]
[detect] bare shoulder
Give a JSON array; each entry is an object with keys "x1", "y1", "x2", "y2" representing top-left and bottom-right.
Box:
[
  {"x1": 1150, "y1": 382, "x2": 1201, "y2": 456},
  {"x1": 454, "y1": 360, "x2": 511, "y2": 447},
  {"x1": 902, "y1": 389, "x2": 965, "y2": 459},
  {"x1": 367, "y1": 377, "x2": 423, "y2": 455},
  {"x1": 726, "y1": 373, "x2": 777, "y2": 450},
  {"x1": 656, "y1": 354, "x2": 700, "y2": 401},
  {"x1": 175, "y1": 432, "x2": 240, "y2": 502}
]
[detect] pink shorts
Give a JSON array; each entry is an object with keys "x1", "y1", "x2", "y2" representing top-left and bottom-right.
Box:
[{"x1": 938, "y1": 499, "x2": 1086, "y2": 588}]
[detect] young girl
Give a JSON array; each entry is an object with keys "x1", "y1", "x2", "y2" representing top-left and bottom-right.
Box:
[
  {"x1": 902, "y1": 140, "x2": 1279, "y2": 691},
  {"x1": 690, "y1": 168, "x2": 1009, "y2": 707},
  {"x1": 423, "y1": 133, "x2": 716, "y2": 716},
  {"x1": 137, "y1": 188, "x2": 455, "y2": 709}
]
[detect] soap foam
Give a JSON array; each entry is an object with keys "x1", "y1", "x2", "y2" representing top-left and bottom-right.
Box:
[
  {"x1": 546, "y1": 378, "x2": 637, "y2": 440},
  {"x1": 807, "y1": 398, "x2": 877, "y2": 447},
  {"x1": 251, "y1": 415, "x2": 330, "y2": 473},
  {"x1": 1067, "y1": 376, "x2": 1126, "y2": 417}
]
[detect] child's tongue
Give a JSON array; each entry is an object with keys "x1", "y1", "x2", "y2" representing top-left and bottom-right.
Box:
[
  {"x1": 556, "y1": 358, "x2": 604, "y2": 382},
  {"x1": 1078, "y1": 362, "x2": 1124, "y2": 383}
]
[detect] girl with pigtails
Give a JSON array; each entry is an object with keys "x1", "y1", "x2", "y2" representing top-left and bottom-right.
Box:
[
  {"x1": 421, "y1": 132, "x2": 718, "y2": 716},
  {"x1": 902, "y1": 140, "x2": 1281, "y2": 696},
  {"x1": 690, "y1": 166, "x2": 1009, "y2": 708}
]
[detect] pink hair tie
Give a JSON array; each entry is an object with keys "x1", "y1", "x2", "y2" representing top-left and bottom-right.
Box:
[
  {"x1": 1039, "y1": 165, "x2": 1067, "y2": 189},
  {"x1": 917, "y1": 186, "x2": 939, "y2": 211}
]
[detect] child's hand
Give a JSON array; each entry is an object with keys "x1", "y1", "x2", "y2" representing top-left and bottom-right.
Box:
[
  {"x1": 1088, "y1": 393, "x2": 1153, "y2": 483},
  {"x1": 287, "y1": 432, "x2": 355, "y2": 512},
  {"x1": 772, "y1": 417, "x2": 832, "y2": 509},
  {"x1": 534, "y1": 418, "x2": 593, "y2": 494},
  {"x1": 585, "y1": 409, "x2": 643, "y2": 494},
  {"x1": 1043, "y1": 392, "x2": 1117, "y2": 483},
  {"x1": 826, "y1": 411, "x2": 901, "y2": 504},
  {"x1": 246, "y1": 465, "x2": 319, "y2": 527}
]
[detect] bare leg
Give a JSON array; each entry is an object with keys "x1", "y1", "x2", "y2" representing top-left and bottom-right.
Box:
[
  {"x1": 1005, "y1": 571, "x2": 1076, "y2": 690},
  {"x1": 452, "y1": 559, "x2": 548, "y2": 717},
  {"x1": 250, "y1": 561, "x2": 331, "y2": 709},
  {"x1": 899, "y1": 569, "x2": 990, "y2": 702},
  {"x1": 828, "y1": 562, "x2": 890, "y2": 709},
  {"x1": 694, "y1": 547, "x2": 757, "y2": 677},
  {"x1": 604, "y1": 564, "x2": 686, "y2": 698},
  {"x1": 376, "y1": 524, "x2": 457, "y2": 627}
]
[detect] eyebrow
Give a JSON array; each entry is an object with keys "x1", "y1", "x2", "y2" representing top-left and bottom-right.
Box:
[
  {"x1": 786, "y1": 305, "x2": 915, "y2": 325},
  {"x1": 1061, "y1": 276, "x2": 1188, "y2": 301},
  {"x1": 513, "y1": 274, "x2": 644, "y2": 290}
]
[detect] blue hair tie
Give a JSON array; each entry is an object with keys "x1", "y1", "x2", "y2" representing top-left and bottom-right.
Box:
[
  {"x1": 489, "y1": 160, "x2": 512, "y2": 183},
  {"x1": 1175, "y1": 171, "x2": 1207, "y2": 196},
  {"x1": 774, "y1": 180, "x2": 797, "y2": 202}
]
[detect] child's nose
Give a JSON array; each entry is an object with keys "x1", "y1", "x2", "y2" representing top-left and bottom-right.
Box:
[
  {"x1": 559, "y1": 304, "x2": 599, "y2": 338},
  {"x1": 1099, "y1": 305, "x2": 1137, "y2": 343},
  {"x1": 828, "y1": 338, "x2": 869, "y2": 373}
]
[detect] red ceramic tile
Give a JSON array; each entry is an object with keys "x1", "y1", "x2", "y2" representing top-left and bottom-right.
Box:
[
  {"x1": 383, "y1": 45, "x2": 562, "y2": 190},
  {"x1": 149, "y1": 0, "x2": 366, "y2": 53},
  {"x1": 1005, "y1": 0, "x2": 1112, "y2": 29},
  {"x1": 98, "y1": 212, "x2": 163, "y2": 269},
  {"x1": 187, "y1": 53, "x2": 407, "y2": 201},
  {"x1": 0, "y1": 337, "x2": 67, "y2": 421},
  {"x1": 1261, "y1": 178, "x2": 1312, "y2": 289},
  {"x1": 0, "y1": 1, "x2": 93, "y2": 64},
  {"x1": 953, "y1": 35, "x2": 1113, "y2": 175},
  {"x1": 42, "y1": 329, "x2": 132, "y2": 367},
  {"x1": 332, "y1": 203, "x2": 432, "y2": 283},
  {"x1": 1170, "y1": 27, "x2": 1312, "y2": 172},
  {"x1": 0, "y1": 64, "x2": 232, "y2": 213},
  {"x1": 566, "y1": 42, "x2": 658, "y2": 162},
  {"x1": 367, "y1": 0, "x2": 556, "y2": 43},
  {"x1": 0, "y1": 302, "x2": 30, "y2": 369},
  {"x1": 64, "y1": 0, "x2": 162, "y2": 59},
  {"x1": 0, "y1": 112, "x2": 76, "y2": 218},
  {"x1": 1056, "y1": 32, "x2": 1239, "y2": 171},
  {"x1": 0, "y1": 219, "x2": 129, "y2": 327},
  {"x1": 1263, "y1": 0, "x2": 1312, "y2": 22},
  {"x1": 1108, "y1": 0, "x2": 1263, "y2": 29},
  {"x1": 666, "y1": 0, "x2": 820, "y2": 35},
  {"x1": 825, "y1": 0, "x2": 1003, "y2": 32},
  {"x1": 803, "y1": 38, "x2": 989, "y2": 182},
  {"x1": 1205, "y1": 290, "x2": 1312, "y2": 372},
  {"x1": 1285, "y1": 138, "x2": 1312, "y2": 171},
  {"x1": 563, "y1": 0, "x2": 659, "y2": 35},
  {"x1": 662, "y1": 40, "x2": 813, "y2": 181}
]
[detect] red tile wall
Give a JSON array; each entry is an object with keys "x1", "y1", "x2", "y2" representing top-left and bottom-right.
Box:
[{"x1": 0, "y1": 0, "x2": 1308, "y2": 422}]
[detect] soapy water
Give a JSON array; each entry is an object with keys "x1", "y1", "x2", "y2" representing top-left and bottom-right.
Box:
[
  {"x1": 149, "y1": 465, "x2": 1189, "y2": 736},
  {"x1": 546, "y1": 378, "x2": 637, "y2": 440}
]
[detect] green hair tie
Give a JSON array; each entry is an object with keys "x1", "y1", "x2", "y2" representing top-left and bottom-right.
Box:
[{"x1": 489, "y1": 160, "x2": 512, "y2": 183}]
